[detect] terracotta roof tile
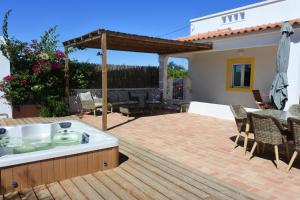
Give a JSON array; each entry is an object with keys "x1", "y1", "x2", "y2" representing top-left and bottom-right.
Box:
[{"x1": 177, "y1": 18, "x2": 300, "y2": 42}]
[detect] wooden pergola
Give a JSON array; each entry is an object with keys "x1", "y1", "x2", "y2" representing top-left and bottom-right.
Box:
[{"x1": 63, "y1": 29, "x2": 212, "y2": 131}]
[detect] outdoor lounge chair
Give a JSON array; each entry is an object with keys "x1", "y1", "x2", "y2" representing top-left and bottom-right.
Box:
[
  {"x1": 252, "y1": 90, "x2": 273, "y2": 110},
  {"x1": 286, "y1": 117, "x2": 300, "y2": 172},
  {"x1": 248, "y1": 113, "x2": 290, "y2": 168},
  {"x1": 79, "y1": 92, "x2": 112, "y2": 116},
  {"x1": 92, "y1": 95, "x2": 113, "y2": 113},
  {"x1": 109, "y1": 92, "x2": 138, "y2": 111},
  {"x1": 145, "y1": 91, "x2": 163, "y2": 111},
  {"x1": 230, "y1": 105, "x2": 251, "y2": 153}
]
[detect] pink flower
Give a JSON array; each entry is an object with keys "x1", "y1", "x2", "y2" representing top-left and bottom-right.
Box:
[
  {"x1": 50, "y1": 62, "x2": 60, "y2": 69},
  {"x1": 0, "y1": 83, "x2": 5, "y2": 89},
  {"x1": 39, "y1": 60, "x2": 50, "y2": 68},
  {"x1": 20, "y1": 80, "x2": 28, "y2": 85},
  {"x1": 32, "y1": 66, "x2": 42, "y2": 74},
  {"x1": 3, "y1": 75, "x2": 13, "y2": 81},
  {"x1": 55, "y1": 50, "x2": 65, "y2": 58}
]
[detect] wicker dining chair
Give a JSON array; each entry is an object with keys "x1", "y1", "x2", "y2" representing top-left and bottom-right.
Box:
[
  {"x1": 286, "y1": 117, "x2": 300, "y2": 172},
  {"x1": 252, "y1": 90, "x2": 273, "y2": 110},
  {"x1": 288, "y1": 104, "x2": 300, "y2": 116},
  {"x1": 248, "y1": 113, "x2": 290, "y2": 168},
  {"x1": 230, "y1": 105, "x2": 251, "y2": 153}
]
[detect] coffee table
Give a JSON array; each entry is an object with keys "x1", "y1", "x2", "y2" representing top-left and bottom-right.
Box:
[{"x1": 119, "y1": 106, "x2": 145, "y2": 118}]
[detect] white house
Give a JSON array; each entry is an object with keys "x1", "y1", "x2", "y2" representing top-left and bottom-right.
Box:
[
  {"x1": 159, "y1": 0, "x2": 300, "y2": 119},
  {"x1": 0, "y1": 37, "x2": 12, "y2": 117}
]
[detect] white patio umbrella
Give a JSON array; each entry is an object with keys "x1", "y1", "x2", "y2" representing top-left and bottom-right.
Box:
[{"x1": 270, "y1": 22, "x2": 294, "y2": 110}]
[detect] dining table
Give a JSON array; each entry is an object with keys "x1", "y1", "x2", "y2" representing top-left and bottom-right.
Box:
[{"x1": 250, "y1": 109, "x2": 300, "y2": 126}]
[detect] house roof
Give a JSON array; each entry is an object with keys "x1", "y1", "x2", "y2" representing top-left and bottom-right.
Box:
[
  {"x1": 63, "y1": 29, "x2": 212, "y2": 54},
  {"x1": 177, "y1": 18, "x2": 300, "y2": 42}
]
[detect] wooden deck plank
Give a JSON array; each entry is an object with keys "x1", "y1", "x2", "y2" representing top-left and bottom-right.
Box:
[
  {"x1": 120, "y1": 140, "x2": 255, "y2": 200},
  {"x1": 120, "y1": 163, "x2": 184, "y2": 200},
  {"x1": 82, "y1": 174, "x2": 120, "y2": 200},
  {"x1": 32, "y1": 185, "x2": 53, "y2": 200},
  {"x1": 125, "y1": 160, "x2": 201, "y2": 200},
  {"x1": 60, "y1": 180, "x2": 87, "y2": 200},
  {"x1": 93, "y1": 172, "x2": 137, "y2": 200},
  {"x1": 114, "y1": 168, "x2": 169, "y2": 200},
  {"x1": 121, "y1": 147, "x2": 210, "y2": 199},
  {"x1": 104, "y1": 170, "x2": 153, "y2": 200},
  {"x1": 19, "y1": 188, "x2": 38, "y2": 200},
  {"x1": 71, "y1": 177, "x2": 104, "y2": 200},
  {"x1": 121, "y1": 145, "x2": 230, "y2": 200},
  {"x1": 47, "y1": 182, "x2": 71, "y2": 200}
]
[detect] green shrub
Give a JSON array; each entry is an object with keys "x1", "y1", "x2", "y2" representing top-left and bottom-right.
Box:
[{"x1": 40, "y1": 96, "x2": 69, "y2": 117}]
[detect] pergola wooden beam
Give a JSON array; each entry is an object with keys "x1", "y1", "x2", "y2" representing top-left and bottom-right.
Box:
[
  {"x1": 63, "y1": 29, "x2": 212, "y2": 131},
  {"x1": 63, "y1": 29, "x2": 212, "y2": 54},
  {"x1": 101, "y1": 33, "x2": 108, "y2": 131}
]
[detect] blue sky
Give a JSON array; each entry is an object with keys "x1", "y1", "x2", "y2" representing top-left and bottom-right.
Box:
[{"x1": 0, "y1": 0, "x2": 262, "y2": 67}]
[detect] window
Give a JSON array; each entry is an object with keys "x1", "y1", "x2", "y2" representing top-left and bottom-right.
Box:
[
  {"x1": 240, "y1": 12, "x2": 245, "y2": 20},
  {"x1": 222, "y1": 16, "x2": 227, "y2": 23},
  {"x1": 234, "y1": 14, "x2": 239, "y2": 21},
  {"x1": 226, "y1": 58, "x2": 255, "y2": 92},
  {"x1": 222, "y1": 12, "x2": 245, "y2": 24}
]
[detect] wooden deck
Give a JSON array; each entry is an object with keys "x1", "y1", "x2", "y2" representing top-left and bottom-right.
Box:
[{"x1": 0, "y1": 117, "x2": 261, "y2": 200}]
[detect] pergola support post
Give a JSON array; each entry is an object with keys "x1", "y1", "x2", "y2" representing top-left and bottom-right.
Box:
[
  {"x1": 101, "y1": 33, "x2": 108, "y2": 131},
  {"x1": 159, "y1": 55, "x2": 169, "y2": 100},
  {"x1": 64, "y1": 47, "x2": 69, "y2": 104}
]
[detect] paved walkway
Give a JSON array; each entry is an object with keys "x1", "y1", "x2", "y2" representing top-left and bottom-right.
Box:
[{"x1": 82, "y1": 112, "x2": 300, "y2": 200}]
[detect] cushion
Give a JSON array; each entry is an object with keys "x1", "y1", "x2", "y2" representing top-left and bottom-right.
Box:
[{"x1": 79, "y1": 92, "x2": 93, "y2": 101}]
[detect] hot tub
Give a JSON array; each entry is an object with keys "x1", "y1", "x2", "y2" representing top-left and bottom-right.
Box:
[{"x1": 0, "y1": 120, "x2": 119, "y2": 193}]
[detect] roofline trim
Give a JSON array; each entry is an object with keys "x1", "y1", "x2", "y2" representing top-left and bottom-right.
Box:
[{"x1": 190, "y1": 0, "x2": 285, "y2": 23}]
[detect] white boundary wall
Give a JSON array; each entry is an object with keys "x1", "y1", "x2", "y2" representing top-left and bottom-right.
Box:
[
  {"x1": 0, "y1": 37, "x2": 11, "y2": 117},
  {"x1": 188, "y1": 101, "x2": 258, "y2": 120}
]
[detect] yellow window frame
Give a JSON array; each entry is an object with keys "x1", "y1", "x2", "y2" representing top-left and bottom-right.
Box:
[{"x1": 226, "y1": 58, "x2": 255, "y2": 92}]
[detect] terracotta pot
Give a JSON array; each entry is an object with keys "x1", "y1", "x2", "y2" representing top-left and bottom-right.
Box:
[{"x1": 12, "y1": 105, "x2": 41, "y2": 119}]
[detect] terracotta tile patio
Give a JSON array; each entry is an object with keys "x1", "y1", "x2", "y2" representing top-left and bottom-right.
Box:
[{"x1": 81, "y1": 112, "x2": 300, "y2": 200}]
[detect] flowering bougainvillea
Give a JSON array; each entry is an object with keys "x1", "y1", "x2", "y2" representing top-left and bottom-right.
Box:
[
  {"x1": 3, "y1": 75, "x2": 13, "y2": 81},
  {"x1": 0, "y1": 11, "x2": 66, "y2": 105}
]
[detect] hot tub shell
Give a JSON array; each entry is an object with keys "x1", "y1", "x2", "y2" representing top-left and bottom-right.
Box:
[{"x1": 0, "y1": 120, "x2": 119, "y2": 194}]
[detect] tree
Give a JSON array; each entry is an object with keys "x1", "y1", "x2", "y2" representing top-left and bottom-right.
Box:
[{"x1": 167, "y1": 61, "x2": 188, "y2": 79}]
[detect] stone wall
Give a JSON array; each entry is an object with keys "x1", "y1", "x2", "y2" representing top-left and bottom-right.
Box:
[{"x1": 69, "y1": 88, "x2": 161, "y2": 113}]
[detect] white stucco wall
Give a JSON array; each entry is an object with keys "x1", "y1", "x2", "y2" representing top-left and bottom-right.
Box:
[
  {"x1": 190, "y1": 0, "x2": 300, "y2": 35},
  {"x1": 0, "y1": 37, "x2": 12, "y2": 117},
  {"x1": 189, "y1": 46, "x2": 277, "y2": 108},
  {"x1": 285, "y1": 42, "x2": 300, "y2": 109},
  {"x1": 188, "y1": 101, "x2": 258, "y2": 120}
]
